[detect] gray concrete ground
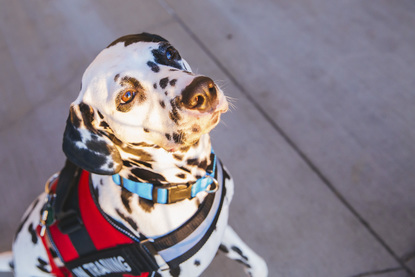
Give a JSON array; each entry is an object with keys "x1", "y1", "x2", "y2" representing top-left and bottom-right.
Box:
[{"x1": 1, "y1": 0, "x2": 415, "y2": 276}]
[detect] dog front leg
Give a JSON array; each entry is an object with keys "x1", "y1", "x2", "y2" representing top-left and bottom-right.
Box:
[{"x1": 219, "y1": 225, "x2": 268, "y2": 277}]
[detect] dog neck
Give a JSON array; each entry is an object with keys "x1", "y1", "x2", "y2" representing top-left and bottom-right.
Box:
[
  {"x1": 114, "y1": 134, "x2": 213, "y2": 186},
  {"x1": 89, "y1": 135, "x2": 213, "y2": 237}
]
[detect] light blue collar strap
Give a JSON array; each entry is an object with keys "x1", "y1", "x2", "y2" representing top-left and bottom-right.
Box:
[{"x1": 112, "y1": 152, "x2": 218, "y2": 204}]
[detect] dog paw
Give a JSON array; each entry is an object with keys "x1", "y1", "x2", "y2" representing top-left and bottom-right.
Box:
[{"x1": 245, "y1": 257, "x2": 268, "y2": 277}]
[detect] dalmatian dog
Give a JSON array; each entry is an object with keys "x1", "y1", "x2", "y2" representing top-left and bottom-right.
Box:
[{"x1": 1, "y1": 33, "x2": 268, "y2": 277}]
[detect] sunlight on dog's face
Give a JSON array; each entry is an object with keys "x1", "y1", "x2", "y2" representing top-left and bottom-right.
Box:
[{"x1": 75, "y1": 34, "x2": 228, "y2": 152}]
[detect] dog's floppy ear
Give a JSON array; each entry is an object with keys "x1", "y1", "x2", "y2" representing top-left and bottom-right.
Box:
[{"x1": 62, "y1": 102, "x2": 122, "y2": 175}]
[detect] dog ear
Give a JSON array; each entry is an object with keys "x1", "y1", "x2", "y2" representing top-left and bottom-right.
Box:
[{"x1": 62, "y1": 102, "x2": 122, "y2": 175}]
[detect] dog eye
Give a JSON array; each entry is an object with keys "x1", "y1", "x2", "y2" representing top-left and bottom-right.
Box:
[
  {"x1": 121, "y1": 90, "x2": 136, "y2": 103},
  {"x1": 166, "y1": 46, "x2": 180, "y2": 61}
]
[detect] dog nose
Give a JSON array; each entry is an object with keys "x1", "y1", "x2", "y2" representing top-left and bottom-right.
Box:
[{"x1": 181, "y1": 76, "x2": 218, "y2": 112}]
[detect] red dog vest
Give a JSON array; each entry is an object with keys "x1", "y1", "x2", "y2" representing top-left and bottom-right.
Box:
[{"x1": 38, "y1": 160, "x2": 225, "y2": 277}]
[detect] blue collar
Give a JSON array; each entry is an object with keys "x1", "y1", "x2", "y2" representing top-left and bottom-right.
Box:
[{"x1": 112, "y1": 152, "x2": 217, "y2": 204}]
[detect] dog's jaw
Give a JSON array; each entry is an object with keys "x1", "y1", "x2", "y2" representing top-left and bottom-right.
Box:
[{"x1": 114, "y1": 132, "x2": 213, "y2": 185}]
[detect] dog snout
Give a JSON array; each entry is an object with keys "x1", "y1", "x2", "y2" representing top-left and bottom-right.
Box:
[{"x1": 181, "y1": 76, "x2": 218, "y2": 112}]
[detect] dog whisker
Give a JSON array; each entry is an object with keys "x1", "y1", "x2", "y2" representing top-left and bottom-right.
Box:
[{"x1": 225, "y1": 95, "x2": 237, "y2": 111}]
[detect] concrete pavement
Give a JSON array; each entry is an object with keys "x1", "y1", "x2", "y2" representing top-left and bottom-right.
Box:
[{"x1": 0, "y1": 1, "x2": 414, "y2": 276}]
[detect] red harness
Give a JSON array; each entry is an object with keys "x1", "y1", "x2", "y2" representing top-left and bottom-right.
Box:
[
  {"x1": 38, "y1": 170, "x2": 149, "y2": 277},
  {"x1": 38, "y1": 159, "x2": 224, "y2": 277}
]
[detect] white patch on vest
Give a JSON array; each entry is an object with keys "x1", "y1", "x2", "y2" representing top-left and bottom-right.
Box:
[{"x1": 72, "y1": 256, "x2": 132, "y2": 277}]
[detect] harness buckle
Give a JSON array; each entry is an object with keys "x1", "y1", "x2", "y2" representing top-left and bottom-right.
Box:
[
  {"x1": 167, "y1": 184, "x2": 192, "y2": 204},
  {"x1": 139, "y1": 238, "x2": 169, "y2": 273}
]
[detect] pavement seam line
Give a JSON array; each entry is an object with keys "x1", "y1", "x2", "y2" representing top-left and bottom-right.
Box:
[
  {"x1": 157, "y1": 0, "x2": 415, "y2": 275},
  {"x1": 403, "y1": 251, "x2": 415, "y2": 263}
]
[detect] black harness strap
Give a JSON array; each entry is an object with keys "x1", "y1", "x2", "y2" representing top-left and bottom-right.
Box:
[
  {"x1": 54, "y1": 160, "x2": 97, "y2": 256},
  {"x1": 152, "y1": 192, "x2": 215, "y2": 251},
  {"x1": 165, "y1": 163, "x2": 227, "y2": 268}
]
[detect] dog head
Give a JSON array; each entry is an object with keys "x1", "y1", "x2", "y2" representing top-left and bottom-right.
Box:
[{"x1": 63, "y1": 33, "x2": 228, "y2": 176}]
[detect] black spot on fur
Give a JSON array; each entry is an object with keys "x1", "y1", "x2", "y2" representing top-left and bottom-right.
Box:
[
  {"x1": 127, "y1": 174, "x2": 140, "y2": 182},
  {"x1": 159, "y1": 100, "x2": 166, "y2": 108},
  {"x1": 132, "y1": 159, "x2": 153, "y2": 169},
  {"x1": 170, "y1": 266, "x2": 181, "y2": 277},
  {"x1": 121, "y1": 188, "x2": 133, "y2": 213},
  {"x1": 143, "y1": 128, "x2": 150, "y2": 133},
  {"x1": 172, "y1": 132, "x2": 183, "y2": 144},
  {"x1": 123, "y1": 160, "x2": 134, "y2": 168},
  {"x1": 152, "y1": 44, "x2": 183, "y2": 70},
  {"x1": 79, "y1": 103, "x2": 95, "y2": 130},
  {"x1": 236, "y1": 258, "x2": 251, "y2": 268},
  {"x1": 178, "y1": 166, "x2": 191, "y2": 173},
  {"x1": 231, "y1": 246, "x2": 249, "y2": 261},
  {"x1": 138, "y1": 198, "x2": 155, "y2": 213},
  {"x1": 169, "y1": 112, "x2": 180, "y2": 124},
  {"x1": 84, "y1": 137, "x2": 112, "y2": 156},
  {"x1": 107, "y1": 133, "x2": 123, "y2": 146},
  {"x1": 165, "y1": 91, "x2": 168, "y2": 96},
  {"x1": 120, "y1": 76, "x2": 145, "y2": 93},
  {"x1": 131, "y1": 168, "x2": 167, "y2": 184},
  {"x1": 15, "y1": 198, "x2": 39, "y2": 241},
  {"x1": 159, "y1": 77, "x2": 169, "y2": 89},
  {"x1": 36, "y1": 257, "x2": 50, "y2": 273},
  {"x1": 170, "y1": 79, "x2": 177, "y2": 86},
  {"x1": 130, "y1": 141, "x2": 156, "y2": 148},
  {"x1": 123, "y1": 159, "x2": 153, "y2": 170},
  {"x1": 99, "y1": 120, "x2": 110, "y2": 129},
  {"x1": 165, "y1": 133, "x2": 171, "y2": 140},
  {"x1": 187, "y1": 158, "x2": 199, "y2": 166},
  {"x1": 179, "y1": 145, "x2": 191, "y2": 152},
  {"x1": 176, "y1": 173, "x2": 186, "y2": 179},
  {"x1": 97, "y1": 110, "x2": 105, "y2": 119},
  {"x1": 173, "y1": 154, "x2": 183, "y2": 160},
  {"x1": 116, "y1": 208, "x2": 138, "y2": 230},
  {"x1": 169, "y1": 99, "x2": 182, "y2": 123},
  {"x1": 198, "y1": 159, "x2": 208, "y2": 170},
  {"x1": 153, "y1": 83, "x2": 157, "y2": 89},
  {"x1": 28, "y1": 223, "x2": 38, "y2": 244},
  {"x1": 219, "y1": 244, "x2": 229, "y2": 253},
  {"x1": 114, "y1": 74, "x2": 120, "y2": 82},
  {"x1": 192, "y1": 124, "x2": 201, "y2": 133},
  {"x1": 147, "y1": 61, "x2": 160, "y2": 73},
  {"x1": 107, "y1": 33, "x2": 168, "y2": 48}
]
